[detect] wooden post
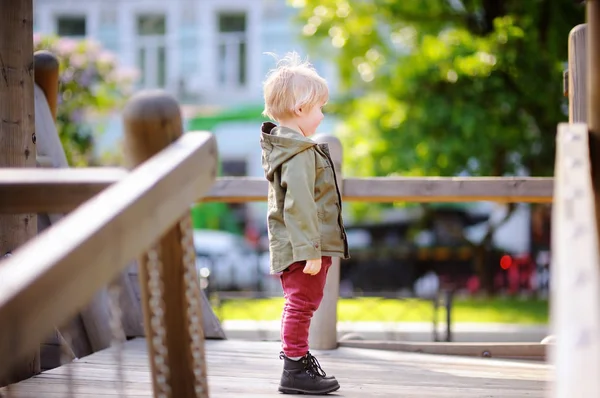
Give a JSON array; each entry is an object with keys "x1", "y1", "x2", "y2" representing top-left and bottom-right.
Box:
[
  {"x1": 123, "y1": 90, "x2": 209, "y2": 398},
  {"x1": 0, "y1": 0, "x2": 40, "y2": 385},
  {"x1": 543, "y1": 15, "x2": 589, "y2": 354},
  {"x1": 569, "y1": 24, "x2": 588, "y2": 123},
  {"x1": 589, "y1": 1, "x2": 600, "y2": 235},
  {"x1": 34, "y1": 51, "x2": 59, "y2": 122},
  {"x1": 549, "y1": 123, "x2": 600, "y2": 398},
  {"x1": 309, "y1": 134, "x2": 343, "y2": 350},
  {"x1": 31, "y1": 50, "x2": 87, "y2": 369}
]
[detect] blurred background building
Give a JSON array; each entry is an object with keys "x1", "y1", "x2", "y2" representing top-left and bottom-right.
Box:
[{"x1": 32, "y1": 0, "x2": 551, "y2": 298}]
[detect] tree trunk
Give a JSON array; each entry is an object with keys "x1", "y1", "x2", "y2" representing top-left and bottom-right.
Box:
[
  {"x1": 0, "y1": 0, "x2": 39, "y2": 386},
  {"x1": 473, "y1": 234, "x2": 494, "y2": 296},
  {"x1": 464, "y1": 202, "x2": 518, "y2": 296}
]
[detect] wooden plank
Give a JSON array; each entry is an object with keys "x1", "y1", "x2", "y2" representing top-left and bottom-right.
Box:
[
  {"x1": 2, "y1": 338, "x2": 549, "y2": 397},
  {"x1": 199, "y1": 289, "x2": 227, "y2": 339},
  {"x1": 78, "y1": 288, "x2": 114, "y2": 353},
  {"x1": 0, "y1": 168, "x2": 127, "y2": 213},
  {"x1": 204, "y1": 177, "x2": 554, "y2": 203},
  {"x1": 338, "y1": 341, "x2": 547, "y2": 360},
  {"x1": 0, "y1": 175, "x2": 555, "y2": 213},
  {"x1": 0, "y1": 132, "x2": 217, "y2": 379},
  {"x1": 202, "y1": 177, "x2": 268, "y2": 202},
  {"x1": 115, "y1": 262, "x2": 145, "y2": 338},
  {"x1": 343, "y1": 177, "x2": 554, "y2": 203},
  {"x1": 40, "y1": 329, "x2": 75, "y2": 372},
  {"x1": 58, "y1": 315, "x2": 92, "y2": 359},
  {"x1": 549, "y1": 123, "x2": 600, "y2": 398}
]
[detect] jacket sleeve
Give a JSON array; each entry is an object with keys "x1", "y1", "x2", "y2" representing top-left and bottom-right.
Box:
[{"x1": 280, "y1": 149, "x2": 321, "y2": 261}]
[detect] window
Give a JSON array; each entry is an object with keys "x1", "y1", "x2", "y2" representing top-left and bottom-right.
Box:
[
  {"x1": 137, "y1": 15, "x2": 166, "y2": 36},
  {"x1": 136, "y1": 14, "x2": 167, "y2": 89},
  {"x1": 217, "y1": 13, "x2": 247, "y2": 88},
  {"x1": 221, "y1": 159, "x2": 248, "y2": 232},
  {"x1": 56, "y1": 16, "x2": 86, "y2": 37},
  {"x1": 222, "y1": 159, "x2": 247, "y2": 177}
]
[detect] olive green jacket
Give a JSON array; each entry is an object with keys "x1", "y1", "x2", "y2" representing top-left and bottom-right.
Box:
[{"x1": 260, "y1": 122, "x2": 350, "y2": 274}]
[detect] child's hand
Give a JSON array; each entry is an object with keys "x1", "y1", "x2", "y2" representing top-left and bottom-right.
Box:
[{"x1": 303, "y1": 258, "x2": 322, "y2": 275}]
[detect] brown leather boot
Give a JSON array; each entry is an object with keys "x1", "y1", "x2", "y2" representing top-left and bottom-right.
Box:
[{"x1": 278, "y1": 351, "x2": 340, "y2": 395}]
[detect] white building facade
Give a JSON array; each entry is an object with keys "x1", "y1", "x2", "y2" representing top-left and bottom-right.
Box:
[
  {"x1": 33, "y1": 0, "x2": 339, "y2": 230},
  {"x1": 33, "y1": 0, "x2": 338, "y2": 107},
  {"x1": 32, "y1": 0, "x2": 534, "y2": 258}
]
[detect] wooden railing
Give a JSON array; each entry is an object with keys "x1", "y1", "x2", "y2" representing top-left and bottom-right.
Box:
[
  {"x1": 0, "y1": 91, "x2": 218, "y2": 396},
  {"x1": 1, "y1": 17, "x2": 598, "y2": 398},
  {"x1": 0, "y1": 174, "x2": 554, "y2": 214},
  {"x1": 546, "y1": 15, "x2": 600, "y2": 397},
  {"x1": 550, "y1": 123, "x2": 600, "y2": 397}
]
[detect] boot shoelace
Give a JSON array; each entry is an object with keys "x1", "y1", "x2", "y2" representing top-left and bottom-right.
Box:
[
  {"x1": 278, "y1": 351, "x2": 327, "y2": 379},
  {"x1": 304, "y1": 352, "x2": 327, "y2": 378}
]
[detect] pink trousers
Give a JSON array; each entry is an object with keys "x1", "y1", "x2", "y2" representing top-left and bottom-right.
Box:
[{"x1": 280, "y1": 256, "x2": 332, "y2": 358}]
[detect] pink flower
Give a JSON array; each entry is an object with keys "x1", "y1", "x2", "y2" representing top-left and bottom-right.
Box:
[
  {"x1": 70, "y1": 54, "x2": 86, "y2": 69},
  {"x1": 97, "y1": 50, "x2": 116, "y2": 67},
  {"x1": 56, "y1": 38, "x2": 77, "y2": 56},
  {"x1": 84, "y1": 39, "x2": 101, "y2": 56},
  {"x1": 112, "y1": 66, "x2": 141, "y2": 83}
]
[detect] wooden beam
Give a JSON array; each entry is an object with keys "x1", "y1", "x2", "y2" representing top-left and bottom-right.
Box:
[
  {"x1": 202, "y1": 177, "x2": 268, "y2": 202},
  {"x1": 342, "y1": 177, "x2": 554, "y2": 203},
  {"x1": 0, "y1": 132, "x2": 217, "y2": 381},
  {"x1": 0, "y1": 168, "x2": 127, "y2": 213},
  {"x1": 203, "y1": 177, "x2": 554, "y2": 203},
  {"x1": 338, "y1": 340, "x2": 547, "y2": 360},
  {"x1": 202, "y1": 176, "x2": 554, "y2": 203},
  {"x1": 549, "y1": 123, "x2": 600, "y2": 397},
  {"x1": 0, "y1": 0, "x2": 39, "y2": 385},
  {"x1": 0, "y1": 174, "x2": 555, "y2": 213}
]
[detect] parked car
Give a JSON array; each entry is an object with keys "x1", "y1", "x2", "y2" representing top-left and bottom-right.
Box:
[
  {"x1": 193, "y1": 229, "x2": 264, "y2": 291},
  {"x1": 193, "y1": 229, "x2": 285, "y2": 294}
]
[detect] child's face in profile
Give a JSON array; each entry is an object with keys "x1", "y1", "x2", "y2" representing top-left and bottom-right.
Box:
[{"x1": 298, "y1": 101, "x2": 326, "y2": 137}]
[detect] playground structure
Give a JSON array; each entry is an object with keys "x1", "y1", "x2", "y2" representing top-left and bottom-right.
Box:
[{"x1": 0, "y1": 0, "x2": 599, "y2": 397}]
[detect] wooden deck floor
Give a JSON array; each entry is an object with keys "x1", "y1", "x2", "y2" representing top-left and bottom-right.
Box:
[{"x1": 2, "y1": 338, "x2": 550, "y2": 397}]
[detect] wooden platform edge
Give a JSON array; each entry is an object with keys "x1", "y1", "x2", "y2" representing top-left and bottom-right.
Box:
[{"x1": 337, "y1": 340, "x2": 548, "y2": 360}]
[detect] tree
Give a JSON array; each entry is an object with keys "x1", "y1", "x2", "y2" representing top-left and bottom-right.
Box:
[
  {"x1": 293, "y1": 0, "x2": 584, "y2": 293},
  {"x1": 34, "y1": 34, "x2": 138, "y2": 166}
]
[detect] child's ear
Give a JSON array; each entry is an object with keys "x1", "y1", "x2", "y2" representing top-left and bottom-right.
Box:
[{"x1": 294, "y1": 107, "x2": 303, "y2": 117}]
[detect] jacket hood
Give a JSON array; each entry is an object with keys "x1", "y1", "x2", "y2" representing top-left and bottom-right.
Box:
[{"x1": 260, "y1": 122, "x2": 317, "y2": 181}]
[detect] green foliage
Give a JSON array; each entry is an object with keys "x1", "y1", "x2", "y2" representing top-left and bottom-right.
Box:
[
  {"x1": 34, "y1": 34, "x2": 137, "y2": 166},
  {"x1": 293, "y1": 0, "x2": 583, "y2": 182}
]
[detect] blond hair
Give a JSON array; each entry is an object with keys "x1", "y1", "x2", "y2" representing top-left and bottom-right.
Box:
[{"x1": 262, "y1": 52, "x2": 329, "y2": 121}]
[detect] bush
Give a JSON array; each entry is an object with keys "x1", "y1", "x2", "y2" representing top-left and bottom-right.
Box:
[{"x1": 34, "y1": 34, "x2": 138, "y2": 166}]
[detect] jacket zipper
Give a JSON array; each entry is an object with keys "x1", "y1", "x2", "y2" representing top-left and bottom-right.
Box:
[{"x1": 319, "y1": 146, "x2": 349, "y2": 258}]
